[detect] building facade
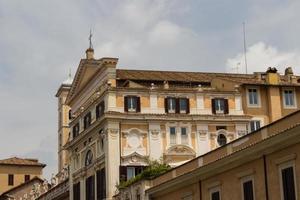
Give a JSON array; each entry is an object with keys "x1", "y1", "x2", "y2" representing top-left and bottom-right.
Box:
[
  {"x1": 59, "y1": 47, "x2": 300, "y2": 199},
  {"x1": 141, "y1": 110, "x2": 300, "y2": 200},
  {"x1": 0, "y1": 157, "x2": 45, "y2": 195}
]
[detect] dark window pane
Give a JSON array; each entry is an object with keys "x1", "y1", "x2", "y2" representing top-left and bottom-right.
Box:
[
  {"x1": 8, "y1": 174, "x2": 14, "y2": 186},
  {"x1": 25, "y1": 175, "x2": 30, "y2": 182},
  {"x1": 211, "y1": 191, "x2": 220, "y2": 200},
  {"x1": 243, "y1": 180, "x2": 254, "y2": 200},
  {"x1": 217, "y1": 134, "x2": 227, "y2": 146},
  {"x1": 282, "y1": 167, "x2": 296, "y2": 200}
]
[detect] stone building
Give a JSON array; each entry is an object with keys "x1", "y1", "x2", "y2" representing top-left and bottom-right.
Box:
[
  {"x1": 57, "y1": 46, "x2": 300, "y2": 199},
  {"x1": 0, "y1": 157, "x2": 45, "y2": 195},
  {"x1": 130, "y1": 109, "x2": 300, "y2": 200}
]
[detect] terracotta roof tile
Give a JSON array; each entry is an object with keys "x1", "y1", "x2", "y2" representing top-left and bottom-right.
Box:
[{"x1": 0, "y1": 157, "x2": 46, "y2": 167}]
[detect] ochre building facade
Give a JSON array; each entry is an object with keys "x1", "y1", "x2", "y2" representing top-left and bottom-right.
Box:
[{"x1": 57, "y1": 47, "x2": 300, "y2": 199}]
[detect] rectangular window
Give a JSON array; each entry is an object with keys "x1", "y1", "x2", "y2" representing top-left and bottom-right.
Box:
[
  {"x1": 179, "y1": 98, "x2": 188, "y2": 113},
  {"x1": 211, "y1": 191, "x2": 220, "y2": 200},
  {"x1": 283, "y1": 89, "x2": 295, "y2": 107},
  {"x1": 124, "y1": 96, "x2": 140, "y2": 112},
  {"x1": 127, "y1": 167, "x2": 135, "y2": 180},
  {"x1": 97, "y1": 168, "x2": 106, "y2": 200},
  {"x1": 8, "y1": 174, "x2": 14, "y2": 186},
  {"x1": 243, "y1": 180, "x2": 254, "y2": 200},
  {"x1": 24, "y1": 175, "x2": 30, "y2": 182},
  {"x1": 86, "y1": 175, "x2": 95, "y2": 200},
  {"x1": 250, "y1": 121, "x2": 260, "y2": 132},
  {"x1": 212, "y1": 98, "x2": 228, "y2": 114},
  {"x1": 96, "y1": 101, "x2": 105, "y2": 119},
  {"x1": 73, "y1": 182, "x2": 81, "y2": 200},
  {"x1": 248, "y1": 88, "x2": 258, "y2": 106},
  {"x1": 83, "y1": 112, "x2": 92, "y2": 130},
  {"x1": 72, "y1": 123, "x2": 80, "y2": 138},
  {"x1": 281, "y1": 166, "x2": 296, "y2": 200},
  {"x1": 170, "y1": 127, "x2": 176, "y2": 145},
  {"x1": 168, "y1": 98, "x2": 176, "y2": 113},
  {"x1": 181, "y1": 127, "x2": 188, "y2": 145}
]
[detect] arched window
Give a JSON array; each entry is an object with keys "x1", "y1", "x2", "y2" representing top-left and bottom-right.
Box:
[
  {"x1": 217, "y1": 134, "x2": 227, "y2": 146},
  {"x1": 85, "y1": 150, "x2": 93, "y2": 166}
]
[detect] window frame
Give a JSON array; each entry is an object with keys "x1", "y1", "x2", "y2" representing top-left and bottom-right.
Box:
[
  {"x1": 241, "y1": 176, "x2": 255, "y2": 200},
  {"x1": 169, "y1": 127, "x2": 177, "y2": 145},
  {"x1": 210, "y1": 187, "x2": 221, "y2": 200},
  {"x1": 180, "y1": 127, "x2": 189, "y2": 145},
  {"x1": 247, "y1": 87, "x2": 261, "y2": 108},
  {"x1": 8, "y1": 174, "x2": 14, "y2": 186},
  {"x1": 278, "y1": 161, "x2": 298, "y2": 200},
  {"x1": 249, "y1": 120, "x2": 261, "y2": 132},
  {"x1": 282, "y1": 88, "x2": 297, "y2": 109},
  {"x1": 24, "y1": 174, "x2": 30, "y2": 182},
  {"x1": 127, "y1": 167, "x2": 136, "y2": 180},
  {"x1": 167, "y1": 97, "x2": 176, "y2": 113}
]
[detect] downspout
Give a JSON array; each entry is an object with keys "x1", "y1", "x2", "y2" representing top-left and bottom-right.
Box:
[{"x1": 263, "y1": 155, "x2": 269, "y2": 200}]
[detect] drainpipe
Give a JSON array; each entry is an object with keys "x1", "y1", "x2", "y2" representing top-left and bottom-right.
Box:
[{"x1": 263, "y1": 155, "x2": 269, "y2": 200}]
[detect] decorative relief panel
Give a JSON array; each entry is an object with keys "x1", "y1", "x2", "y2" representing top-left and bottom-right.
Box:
[{"x1": 122, "y1": 128, "x2": 147, "y2": 156}]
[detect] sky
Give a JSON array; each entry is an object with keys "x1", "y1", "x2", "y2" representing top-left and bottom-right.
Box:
[{"x1": 1, "y1": 0, "x2": 300, "y2": 179}]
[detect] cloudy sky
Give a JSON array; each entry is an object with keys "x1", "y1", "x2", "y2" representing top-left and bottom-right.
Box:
[{"x1": 1, "y1": 0, "x2": 300, "y2": 179}]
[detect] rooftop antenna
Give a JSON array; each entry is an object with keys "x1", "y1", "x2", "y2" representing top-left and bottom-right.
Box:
[
  {"x1": 243, "y1": 22, "x2": 248, "y2": 74},
  {"x1": 88, "y1": 29, "x2": 93, "y2": 49},
  {"x1": 231, "y1": 62, "x2": 241, "y2": 73}
]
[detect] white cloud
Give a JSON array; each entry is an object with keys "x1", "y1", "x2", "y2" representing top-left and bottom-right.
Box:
[{"x1": 226, "y1": 42, "x2": 300, "y2": 74}]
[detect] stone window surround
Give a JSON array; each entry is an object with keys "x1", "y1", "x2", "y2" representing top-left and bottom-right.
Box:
[
  {"x1": 282, "y1": 87, "x2": 297, "y2": 109},
  {"x1": 246, "y1": 87, "x2": 261, "y2": 108},
  {"x1": 166, "y1": 122, "x2": 192, "y2": 148}
]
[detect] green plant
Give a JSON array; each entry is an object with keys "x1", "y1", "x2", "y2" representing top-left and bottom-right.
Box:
[{"x1": 116, "y1": 159, "x2": 171, "y2": 190}]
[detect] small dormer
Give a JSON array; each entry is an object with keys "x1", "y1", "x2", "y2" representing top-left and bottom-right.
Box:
[{"x1": 266, "y1": 67, "x2": 279, "y2": 85}]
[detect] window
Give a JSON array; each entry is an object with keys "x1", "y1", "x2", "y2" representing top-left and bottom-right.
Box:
[
  {"x1": 211, "y1": 190, "x2": 220, "y2": 200},
  {"x1": 242, "y1": 179, "x2": 254, "y2": 200},
  {"x1": 73, "y1": 182, "x2": 81, "y2": 200},
  {"x1": 181, "y1": 127, "x2": 188, "y2": 145},
  {"x1": 170, "y1": 127, "x2": 176, "y2": 145},
  {"x1": 85, "y1": 150, "x2": 93, "y2": 166},
  {"x1": 217, "y1": 134, "x2": 227, "y2": 146},
  {"x1": 124, "y1": 96, "x2": 140, "y2": 112},
  {"x1": 250, "y1": 121, "x2": 260, "y2": 132},
  {"x1": 97, "y1": 168, "x2": 106, "y2": 200},
  {"x1": 179, "y1": 98, "x2": 189, "y2": 113},
  {"x1": 212, "y1": 98, "x2": 228, "y2": 114},
  {"x1": 280, "y1": 165, "x2": 296, "y2": 200},
  {"x1": 83, "y1": 112, "x2": 92, "y2": 129},
  {"x1": 248, "y1": 88, "x2": 259, "y2": 106},
  {"x1": 127, "y1": 167, "x2": 135, "y2": 180},
  {"x1": 165, "y1": 97, "x2": 190, "y2": 114},
  {"x1": 24, "y1": 175, "x2": 30, "y2": 182},
  {"x1": 72, "y1": 123, "x2": 80, "y2": 138},
  {"x1": 8, "y1": 174, "x2": 14, "y2": 186},
  {"x1": 96, "y1": 101, "x2": 105, "y2": 119},
  {"x1": 86, "y1": 175, "x2": 95, "y2": 200},
  {"x1": 283, "y1": 89, "x2": 296, "y2": 108},
  {"x1": 167, "y1": 97, "x2": 176, "y2": 113},
  {"x1": 68, "y1": 109, "x2": 73, "y2": 120}
]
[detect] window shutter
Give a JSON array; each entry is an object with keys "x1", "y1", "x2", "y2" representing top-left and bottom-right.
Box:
[
  {"x1": 165, "y1": 98, "x2": 169, "y2": 113},
  {"x1": 212, "y1": 99, "x2": 216, "y2": 114},
  {"x1": 120, "y1": 166, "x2": 127, "y2": 181},
  {"x1": 175, "y1": 98, "x2": 180, "y2": 114},
  {"x1": 224, "y1": 99, "x2": 229, "y2": 114},
  {"x1": 96, "y1": 104, "x2": 100, "y2": 119},
  {"x1": 186, "y1": 98, "x2": 190, "y2": 114},
  {"x1": 124, "y1": 96, "x2": 128, "y2": 112},
  {"x1": 101, "y1": 101, "x2": 105, "y2": 115},
  {"x1": 136, "y1": 97, "x2": 141, "y2": 113}
]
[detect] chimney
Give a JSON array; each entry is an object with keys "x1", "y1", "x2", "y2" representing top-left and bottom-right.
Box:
[
  {"x1": 86, "y1": 48, "x2": 94, "y2": 59},
  {"x1": 266, "y1": 67, "x2": 279, "y2": 85}
]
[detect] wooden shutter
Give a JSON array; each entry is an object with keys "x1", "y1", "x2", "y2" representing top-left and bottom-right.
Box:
[
  {"x1": 120, "y1": 166, "x2": 127, "y2": 181},
  {"x1": 165, "y1": 98, "x2": 169, "y2": 113},
  {"x1": 224, "y1": 99, "x2": 229, "y2": 114},
  {"x1": 186, "y1": 98, "x2": 190, "y2": 114},
  {"x1": 136, "y1": 96, "x2": 141, "y2": 113},
  {"x1": 212, "y1": 99, "x2": 216, "y2": 114},
  {"x1": 175, "y1": 98, "x2": 180, "y2": 114},
  {"x1": 124, "y1": 96, "x2": 128, "y2": 112}
]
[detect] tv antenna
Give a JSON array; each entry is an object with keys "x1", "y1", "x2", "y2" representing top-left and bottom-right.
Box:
[
  {"x1": 243, "y1": 22, "x2": 248, "y2": 74},
  {"x1": 88, "y1": 29, "x2": 93, "y2": 49}
]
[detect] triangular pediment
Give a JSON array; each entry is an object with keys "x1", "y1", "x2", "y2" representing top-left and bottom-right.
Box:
[{"x1": 66, "y1": 59, "x2": 102, "y2": 103}]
